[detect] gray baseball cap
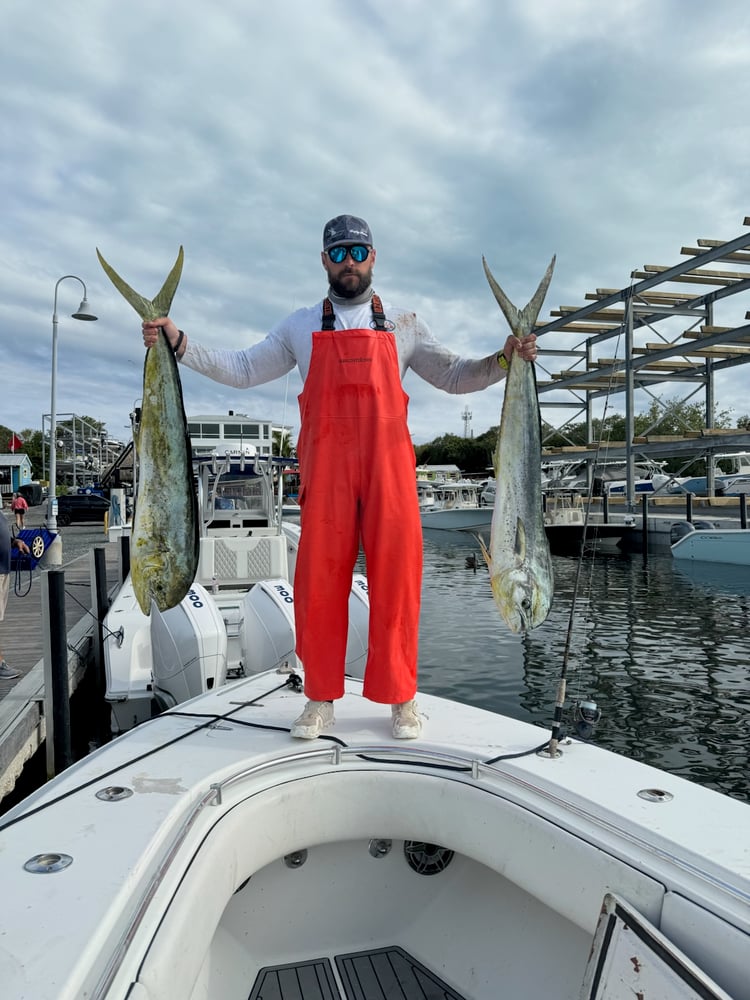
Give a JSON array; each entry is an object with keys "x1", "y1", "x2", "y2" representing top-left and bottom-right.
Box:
[{"x1": 322, "y1": 215, "x2": 373, "y2": 250}]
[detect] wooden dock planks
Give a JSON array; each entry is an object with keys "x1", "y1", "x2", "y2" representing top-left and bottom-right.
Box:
[{"x1": 0, "y1": 530, "x2": 122, "y2": 802}]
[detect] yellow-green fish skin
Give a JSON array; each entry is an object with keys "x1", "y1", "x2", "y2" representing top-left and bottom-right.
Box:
[
  {"x1": 479, "y1": 258, "x2": 555, "y2": 633},
  {"x1": 98, "y1": 248, "x2": 198, "y2": 614},
  {"x1": 130, "y1": 329, "x2": 198, "y2": 613}
]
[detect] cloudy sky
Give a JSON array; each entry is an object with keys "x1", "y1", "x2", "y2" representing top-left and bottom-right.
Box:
[{"x1": 2, "y1": 0, "x2": 749, "y2": 453}]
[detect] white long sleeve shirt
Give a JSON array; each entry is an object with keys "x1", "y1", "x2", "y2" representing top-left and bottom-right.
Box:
[{"x1": 180, "y1": 294, "x2": 505, "y2": 395}]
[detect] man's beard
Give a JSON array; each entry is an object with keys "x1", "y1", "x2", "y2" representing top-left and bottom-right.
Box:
[{"x1": 329, "y1": 266, "x2": 373, "y2": 299}]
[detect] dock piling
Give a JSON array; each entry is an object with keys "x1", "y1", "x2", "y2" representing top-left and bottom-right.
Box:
[{"x1": 42, "y1": 569, "x2": 72, "y2": 778}]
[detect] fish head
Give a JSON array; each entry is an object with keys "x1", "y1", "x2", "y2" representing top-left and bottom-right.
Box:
[{"x1": 491, "y1": 566, "x2": 551, "y2": 634}]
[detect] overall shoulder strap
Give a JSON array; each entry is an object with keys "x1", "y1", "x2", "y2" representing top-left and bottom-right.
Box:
[
  {"x1": 321, "y1": 297, "x2": 336, "y2": 330},
  {"x1": 371, "y1": 293, "x2": 387, "y2": 331}
]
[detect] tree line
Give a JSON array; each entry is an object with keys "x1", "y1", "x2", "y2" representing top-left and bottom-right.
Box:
[{"x1": 414, "y1": 399, "x2": 750, "y2": 475}]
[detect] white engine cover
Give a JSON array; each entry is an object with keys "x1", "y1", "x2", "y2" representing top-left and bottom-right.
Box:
[
  {"x1": 151, "y1": 582, "x2": 228, "y2": 709},
  {"x1": 239, "y1": 578, "x2": 298, "y2": 675},
  {"x1": 346, "y1": 573, "x2": 369, "y2": 678},
  {"x1": 238, "y1": 575, "x2": 370, "y2": 679}
]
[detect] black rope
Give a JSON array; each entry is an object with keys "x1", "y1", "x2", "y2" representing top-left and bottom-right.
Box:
[
  {"x1": 0, "y1": 671, "x2": 553, "y2": 832},
  {"x1": 12, "y1": 557, "x2": 33, "y2": 598},
  {"x1": 58, "y1": 584, "x2": 124, "y2": 643},
  {"x1": 0, "y1": 674, "x2": 300, "y2": 832}
]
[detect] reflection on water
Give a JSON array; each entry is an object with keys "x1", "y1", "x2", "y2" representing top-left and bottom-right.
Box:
[{"x1": 415, "y1": 530, "x2": 750, "y2": 802}]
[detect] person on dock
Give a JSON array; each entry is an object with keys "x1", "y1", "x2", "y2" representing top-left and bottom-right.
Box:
[
  {"x1": 0, "y1": 513, "x2": 29, "y2": 680},
  {"x1": 10, "y1": 492, "x2": 28, "y2": 531},
  {"x1": 141, "y1": 214, "x2": 537, "y2": 740}
]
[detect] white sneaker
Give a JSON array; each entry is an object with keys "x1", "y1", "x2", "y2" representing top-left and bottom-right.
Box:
[
  {"x1": 392, "y1": 700, "x2": 422, "y2": 739},
  {"x1": 0, "y1": 660, "x2": 20, "y2": 680},
  {"x1": 291, "y1": 700, "x2": 334, "y2": 739}
]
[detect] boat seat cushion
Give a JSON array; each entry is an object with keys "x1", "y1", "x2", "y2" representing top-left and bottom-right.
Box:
[{"x1": 197, "y1": 534, "x2": 288, "y2": 587}]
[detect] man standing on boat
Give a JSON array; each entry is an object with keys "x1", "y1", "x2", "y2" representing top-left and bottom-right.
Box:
[{"x1": 142, "y1": 215, "x2": 537, "y2": 740}]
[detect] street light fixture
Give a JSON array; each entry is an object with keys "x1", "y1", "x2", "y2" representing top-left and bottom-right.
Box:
[{"x1": 48, "y1": 276, "x2": 98, "y2": 530}]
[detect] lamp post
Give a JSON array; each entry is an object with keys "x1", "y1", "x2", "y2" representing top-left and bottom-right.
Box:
[{"x1": 48, "y1": 276, "x2": 98, "y2": 530}]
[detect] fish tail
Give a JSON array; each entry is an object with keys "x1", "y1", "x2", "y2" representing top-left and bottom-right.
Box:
[
  {"x1": 482, "y1": 255, "x2": 556, "y2": 338},
  {"x1": 97, "y1": 246, "x2": 184, "y2": 321}
]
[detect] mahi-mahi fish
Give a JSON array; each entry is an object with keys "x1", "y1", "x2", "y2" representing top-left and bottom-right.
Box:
[
  {"x1": 477, "y1": 256, "x2": 556, "y2": 633},
  {"x1": 97, "y1": 246, "x2": 199, "y2": 615}
]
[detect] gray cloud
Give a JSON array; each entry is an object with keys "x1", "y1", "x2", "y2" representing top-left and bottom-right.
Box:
[{"x1": 2, "y1": 0, "x2": 749, "y2": 452}]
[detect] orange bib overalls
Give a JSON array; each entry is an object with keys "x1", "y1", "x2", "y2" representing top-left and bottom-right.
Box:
[{"x1": 294, "y1": 297, "x2": 423, "y2": 703}]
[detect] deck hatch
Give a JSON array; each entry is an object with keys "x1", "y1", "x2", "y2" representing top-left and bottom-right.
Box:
[
  {"x1": 248, "y1": 957, "x2": 339, "y2": 1000},
  {"x1": 336, "y1": 946, "x2": 467, "y2": 1000},
  {"x1": 248, "y1": 947, "x2": 467, "y2": 1000}
]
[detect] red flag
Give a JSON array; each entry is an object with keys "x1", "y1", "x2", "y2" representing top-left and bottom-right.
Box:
[{"x1": 8, "y1": 433, "x2": 23, "y2": 453}]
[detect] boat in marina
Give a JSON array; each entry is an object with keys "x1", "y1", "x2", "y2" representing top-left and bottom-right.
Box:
[
  {"x1": 542, "y1": 491, "x2": 631, "y2": 555},
  {"x1": 671, "y1": 520, "x2": 750, "y2": 566},
  {"x1": 568, "y1": 459, "x2": 682, "y2": 497},
  {"x1": 2, "y1": 515, "x2": 749, "y2": 994},
  {"x1": 2, "y1": 421, "x2": 748, "y2": 998},
  {"x1": 667, "y1": 452, "x2": 750, "y2": 497},
  {"x1": 0, "y1": 665, "x2": 747, "y2": 999},
  {"x1": 418, "y1": 476, "x2": 493, "y2": 532},
  {"x1": 478, "y1": 482, "x2": 632, "y2": 555}
]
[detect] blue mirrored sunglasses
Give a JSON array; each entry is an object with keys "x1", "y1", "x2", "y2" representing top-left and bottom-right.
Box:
[{"x1": 327, "y1": 244, "x2": 371, "y2": 264}]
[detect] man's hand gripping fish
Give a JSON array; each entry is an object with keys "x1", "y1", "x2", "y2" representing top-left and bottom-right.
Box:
[
  {"x1": 478, "y1": 256, "x2": 556, "y2": 633},
  {"x1": 97, "y1": 247, "x2": 199, "y2": 615}
]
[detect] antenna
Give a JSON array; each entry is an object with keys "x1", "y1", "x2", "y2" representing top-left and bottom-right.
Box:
[{"x1": 462, "y1": 406, "x2": 472, "y2": 438}]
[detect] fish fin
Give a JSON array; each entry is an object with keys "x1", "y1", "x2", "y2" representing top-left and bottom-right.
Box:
[
  {"x1": 514, "y1": 517, "x2": 527, "y2": 560},
  {"x1": 475, "y1": 533, "x2": 492, "y2": 568},
  {"x1": 482, "y1": 255, "x2": 556, "y2": 338},
  {"x1": 151, "y1": 246, "x2": 185, "y2": 317},
  {"x1": 97, "y1": 249, "x2": 154, "y2": 319}
]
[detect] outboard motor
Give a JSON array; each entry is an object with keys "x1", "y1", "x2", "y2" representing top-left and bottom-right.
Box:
[
  {"x1": 151, "y1": 582, "x2": 228, "y2": 711},
  {"x1": 670, "y1": 520, "x2": 718, "y2": 545},
  {"x1": 345, "y1": 574, "x2": 369, "y2": 679},
  {"x1": 670, "y1": 521, "x2": 695, "y2": 545},
  {"x1": 238, "y1": 574, "x2": 371, "y2": 678},
  {"x1": 239, "y1": 578, "x2": 298, "y2": 675}
]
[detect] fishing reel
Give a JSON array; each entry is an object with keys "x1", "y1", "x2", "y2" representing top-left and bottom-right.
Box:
[{"x1": 572, "y1": 699, "x2": 601, "y2": 741}]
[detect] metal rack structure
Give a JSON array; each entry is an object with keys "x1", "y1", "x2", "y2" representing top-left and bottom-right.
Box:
[{"x1": 534, "y1": 214, "x2": 750, "y2": 501}]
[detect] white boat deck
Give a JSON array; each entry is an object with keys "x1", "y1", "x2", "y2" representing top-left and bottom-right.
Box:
[{"x1": 1, "y1": 672, "x2": 748, "y2": 1000}]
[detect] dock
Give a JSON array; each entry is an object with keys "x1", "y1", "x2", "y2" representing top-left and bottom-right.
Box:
[{"x1": 0, "y1": 515, "x2": 122, "y2": 804}]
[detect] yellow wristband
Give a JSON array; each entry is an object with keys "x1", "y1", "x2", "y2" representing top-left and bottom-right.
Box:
[{"x1": 497, "y1": 352, "x2": 509, "y2": 370}]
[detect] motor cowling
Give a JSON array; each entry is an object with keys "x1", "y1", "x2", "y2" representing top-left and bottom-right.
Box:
[
  {"x1": 670, "y1": 521, "x2": 695, "y2": 545},
  {"x1": 238, "y1": 574, "x2": 370, "y2": 679},
  {"x1": 670, "y1": 520, "x2": 718, "y2": 545},
  {"x1": 151, "y1": 582, "x2": 228, "y2": 710}
]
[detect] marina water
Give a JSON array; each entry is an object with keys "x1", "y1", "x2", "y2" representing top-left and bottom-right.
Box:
[{"x1": 416, "y1": 529, "x2": 750, "y2": 803}]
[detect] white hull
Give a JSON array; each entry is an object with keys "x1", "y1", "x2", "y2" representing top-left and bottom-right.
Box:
[
  {"x1": 418, "y1": 476, "x2": 491, "y2": 532},
  {"x1": 419, "y1": 505, "x2": 493, "y2": 532},
  {"x1": 671, "y1": 527, "x2": 750, "y2": 565},
  {"x1": 0, "y1": 672, "x2": 746, "y2": 999}
]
